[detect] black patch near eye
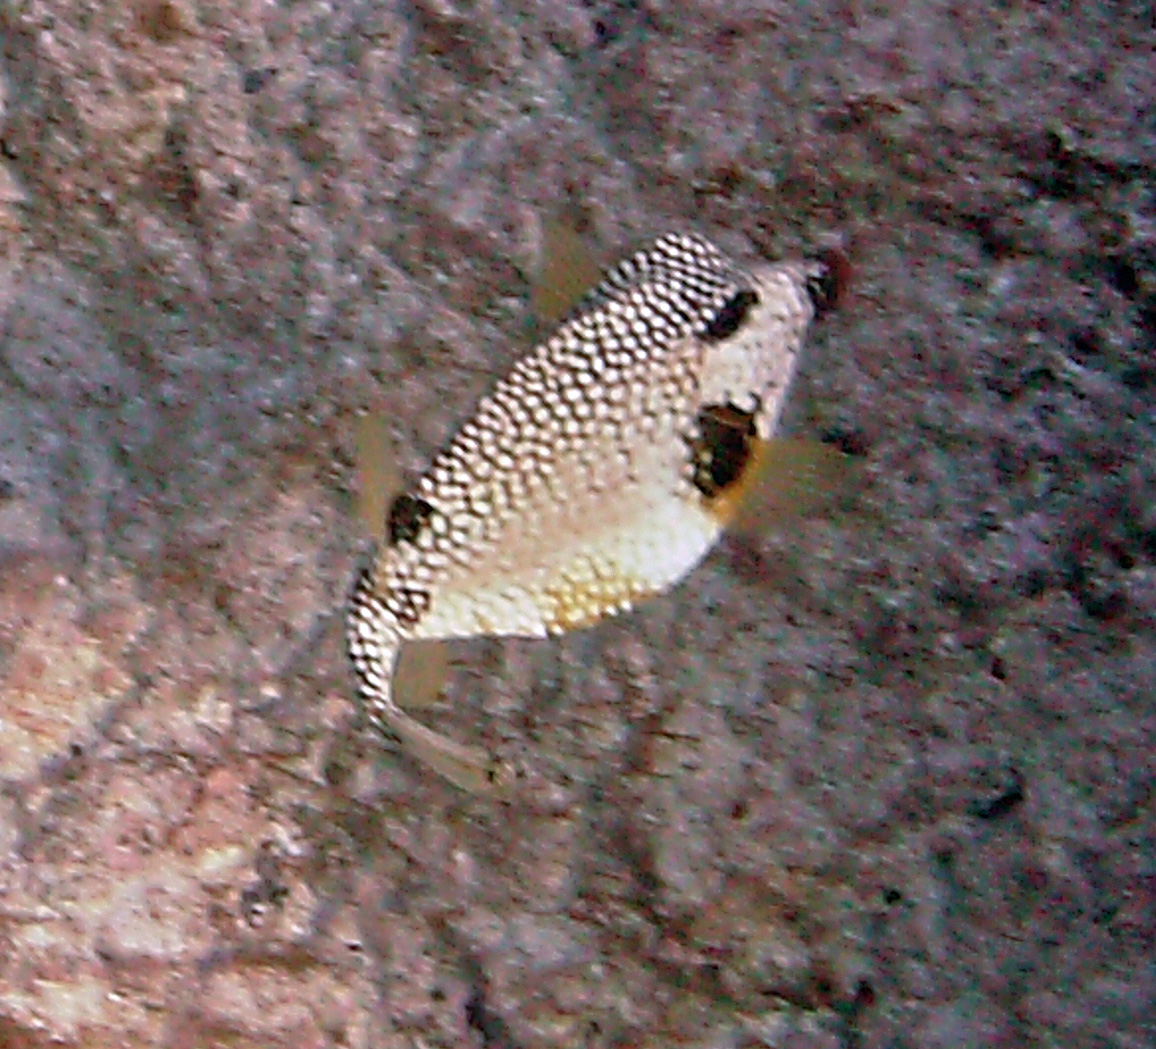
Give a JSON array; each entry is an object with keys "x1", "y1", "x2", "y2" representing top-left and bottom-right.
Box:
[
  {"x1": 689, "y1": 402, "x2": 757, "y2": 499},
  {"x1": 702, "y1": 288, "x2": 759, "y2": 341},
  {"x1": 387, "y1": 493, "x2": 435, "y2": 545}
]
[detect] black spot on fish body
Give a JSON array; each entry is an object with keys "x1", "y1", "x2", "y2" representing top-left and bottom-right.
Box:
[
  {"x1": 702, "y1": 288, "x2": 759, "y2": 341},
  {"x1": 388, "y1": 493, "x2": 435, "y2": 545},
  {"x1": 690, "y1": 402, "x2": 757, "y2": 498}
]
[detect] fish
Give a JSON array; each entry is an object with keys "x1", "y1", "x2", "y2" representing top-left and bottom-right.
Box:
[{"x1": 347, "y1": 231, "x2": 840, "y2": 794}]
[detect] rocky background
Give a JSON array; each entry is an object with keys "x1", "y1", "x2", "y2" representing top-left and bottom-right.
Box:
[{"x1": 0, "y1": 0, "x2": 1152, "y2": 1046}]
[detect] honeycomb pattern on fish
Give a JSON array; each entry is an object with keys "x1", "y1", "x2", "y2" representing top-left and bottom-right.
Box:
[{"x1": 347, "y1": 231, "x2": 834, "y2": 790}]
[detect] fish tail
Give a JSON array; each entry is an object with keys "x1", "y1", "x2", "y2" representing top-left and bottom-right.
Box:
[{"x1": 346, "y1": 561, "x2": 516, "y2": 796}]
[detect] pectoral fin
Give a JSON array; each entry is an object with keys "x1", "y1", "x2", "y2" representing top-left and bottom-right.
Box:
[{"x1": 706, "y1": 437, "x2": 854, "y2": 534}]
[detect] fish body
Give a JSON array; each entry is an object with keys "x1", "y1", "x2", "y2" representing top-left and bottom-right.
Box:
[{"x1": 347, "y1": 232, "x2": 834, "y2": 790}]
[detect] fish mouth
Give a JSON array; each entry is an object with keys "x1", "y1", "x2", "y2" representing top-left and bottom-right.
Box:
[{"x1": 804, "y1": 245, "x2": 852, "y2": 316}]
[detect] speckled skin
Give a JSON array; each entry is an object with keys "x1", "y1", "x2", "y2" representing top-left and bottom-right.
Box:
[{"x1": 347, "y1": 232, "x2": 829, "y2": 789}]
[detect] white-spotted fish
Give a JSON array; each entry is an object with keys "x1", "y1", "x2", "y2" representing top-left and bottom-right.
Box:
[{"x1": 347, "y1": 231, "x2": 840, "y2": 793}]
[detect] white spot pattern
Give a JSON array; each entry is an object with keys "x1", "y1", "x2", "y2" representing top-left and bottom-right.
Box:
[{"x1": 346, "y1": 232, "x2": 828, "y2": 789}]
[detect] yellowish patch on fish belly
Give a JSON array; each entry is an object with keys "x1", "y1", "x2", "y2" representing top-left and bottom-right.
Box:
[
  {"x1": 540, "y1": 561, "x2": 659, "y2": 633},
  {"x1": 412, "y1": 485, "x2": 722, "y2": 640},
  {"x1": 540, "y1": 495, "x2": 721, "y2": 632}
]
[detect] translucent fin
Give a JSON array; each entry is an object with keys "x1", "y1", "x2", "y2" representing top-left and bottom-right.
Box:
[
  {"x1": 354, "y1": 411, "x2": 403, "y2": 542},
  {"x1": 392, "y1": 640, "x2": 453, "y2": 710},
  {"x1": 709, "y1": 438, "x2": 855, "y2": 535},
  {"x1": 385, "y1": 706, "x2": 517, "y2": 799},
  {"x1": 530, "y1": 217, "x2": 603, "y2": 329}
]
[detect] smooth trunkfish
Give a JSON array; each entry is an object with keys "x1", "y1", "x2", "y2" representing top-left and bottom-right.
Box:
[{"x1": 347, "y1": 231, "x2": 839, "y2": 794}]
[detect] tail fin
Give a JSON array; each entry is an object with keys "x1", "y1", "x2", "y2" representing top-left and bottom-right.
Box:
[{"x1": 346, "y1": 562, "x2": 516, "y2": 796}]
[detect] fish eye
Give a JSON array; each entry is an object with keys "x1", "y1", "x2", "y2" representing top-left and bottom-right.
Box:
[{"x1": 702, "y1": 288, "x2": 760, "y2": 341}]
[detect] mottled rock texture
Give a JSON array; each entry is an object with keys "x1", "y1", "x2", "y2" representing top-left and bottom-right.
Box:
[{"x1": 0, "y1": 0, "x2": 1152, "y2": 1046}]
